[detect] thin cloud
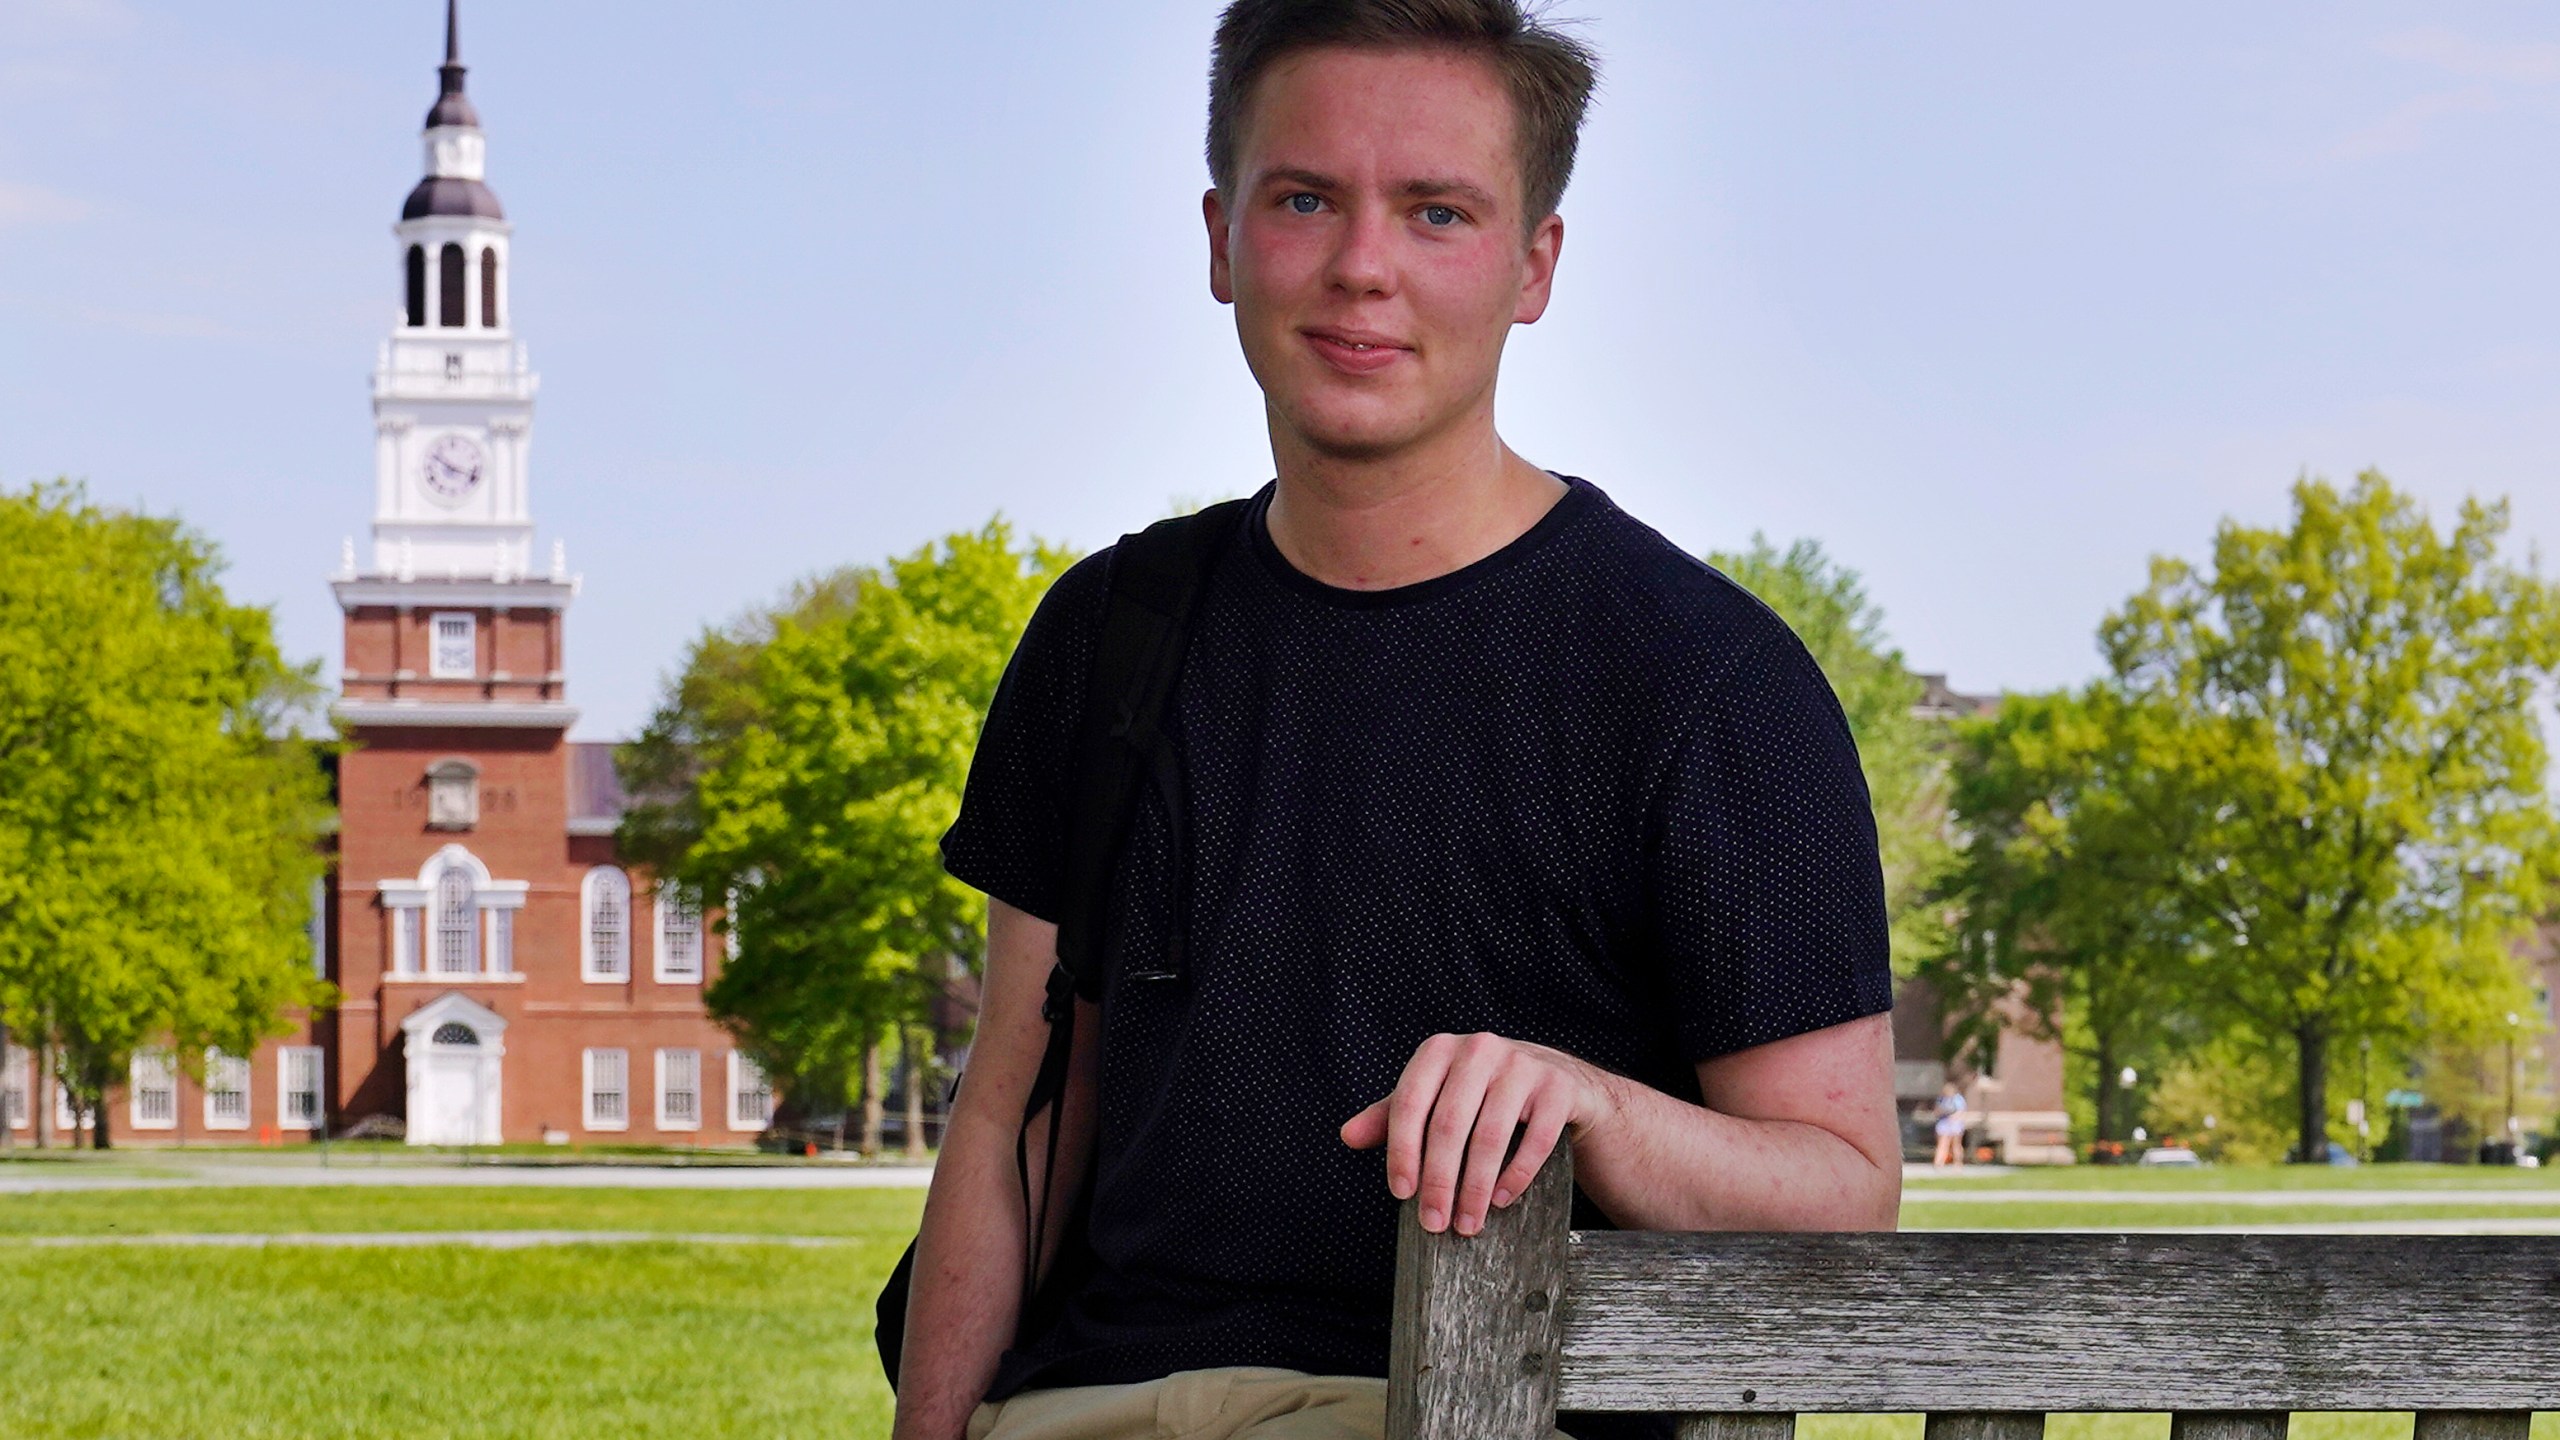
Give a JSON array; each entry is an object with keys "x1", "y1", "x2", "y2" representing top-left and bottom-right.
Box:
[
  {"x1": 0, "y1": 179, "x2": 91, "y2": 228},
  {"x1": 2330, "y1": 86, "x2": 2501, "y2": 160},
  {"x1": 2374, "y1": 27, "x2": 2560, "y2": 86}
]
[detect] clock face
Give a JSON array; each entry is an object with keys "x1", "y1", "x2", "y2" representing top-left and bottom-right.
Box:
[{"x1": 420, "y1": 434, "x2": 485, "y2": 506}]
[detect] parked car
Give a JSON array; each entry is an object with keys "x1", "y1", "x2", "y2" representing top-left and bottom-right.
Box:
[{"x1": 2137, "y1": 1145, "x2": 2202, "y2": 1167}]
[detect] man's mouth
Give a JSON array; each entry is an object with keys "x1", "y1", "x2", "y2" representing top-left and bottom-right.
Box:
[{"x1": 1303, "y1": 327, "x2": 1411, "y2": 375}]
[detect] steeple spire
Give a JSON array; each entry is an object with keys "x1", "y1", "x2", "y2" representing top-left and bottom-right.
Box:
[{"x1": 427, "y1": 0, "x2": 481, "y2": 130}]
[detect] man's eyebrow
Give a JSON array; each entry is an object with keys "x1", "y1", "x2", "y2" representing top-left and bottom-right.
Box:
[
  {"x1": 1399, "y1": 177, "x2": 1501, "y2": 212},
  {"x1": 1260, "y1": 167, "x2": 1348, "y2": 193}
]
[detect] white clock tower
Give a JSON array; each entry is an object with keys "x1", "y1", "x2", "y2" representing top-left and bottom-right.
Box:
[
  {"x1": 360, "y1": 0, "x2": 542, "y2": 585},
  {"x1": 334, "y1": 0, "x2": 575, "y2": 734}
]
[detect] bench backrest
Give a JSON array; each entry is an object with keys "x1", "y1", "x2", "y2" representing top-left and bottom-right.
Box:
[{"x1": 1386, "y1": 1145, "x2": 2560, "y2": 1440}]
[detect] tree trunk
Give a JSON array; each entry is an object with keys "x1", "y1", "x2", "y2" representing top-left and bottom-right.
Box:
[
  {"x1": 859, "y1": 1039, "x2": 885, "y2": 1159},
  {"x1": 2294, "y1": 1018, "x2": 2330, "y2": 1164},
  {"x1": 2092, "y1": 1037, "x2": 2119, "y2": 1144},
  {"x1": 33, "y1": 1039, "x2": 53, "y2": 1150},
  {"x1": 89, "y1": 1090, "x2": 111, "y2": 1151},
  {"x1": 902, "y1": 1026, "x2": 928, "y2": 1161}
]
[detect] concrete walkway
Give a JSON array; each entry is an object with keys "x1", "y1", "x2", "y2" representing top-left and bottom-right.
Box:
[
  {"x1": 2, "y1": 1229, "x2": 859, "y2": 1248},
  {"x1": 1907, "y1": 1187, "x2": 2560, "y2": 1206},
  {"x1": 0, "y1": 1159, "x2": 935, "y2": 1194}
]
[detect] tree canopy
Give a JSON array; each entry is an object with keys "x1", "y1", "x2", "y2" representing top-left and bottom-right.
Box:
[
  {"x1": 1710, "y1": 536, "x2": 1952, "y2": 972},
  {"x1": 619, "y1": 520, "x2": 1074, "y2": 1117},
  {"x1": 1939, "y1": 473, "x2": 2560, "y2": 1159},
  {"x1": 0, "y1": 482, "x2": 335, "y2": 1145}
]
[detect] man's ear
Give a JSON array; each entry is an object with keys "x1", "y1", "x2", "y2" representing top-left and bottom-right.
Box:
[
  {"x1": 1512, "y1": 212, "x2": 1564, "y2": 325},
  {"x1": 1205, "y1": 188, "x2": 1236, "y2": 305}
]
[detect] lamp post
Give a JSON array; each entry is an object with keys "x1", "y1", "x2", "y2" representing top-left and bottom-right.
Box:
[{"x1": 2505, "y1": 1012, "x2": 2522, "y2": 1159}]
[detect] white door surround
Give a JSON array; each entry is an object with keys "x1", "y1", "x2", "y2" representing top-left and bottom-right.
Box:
[{"x1": 400, "y1": 991, "x2": 507, "y2": 1145}]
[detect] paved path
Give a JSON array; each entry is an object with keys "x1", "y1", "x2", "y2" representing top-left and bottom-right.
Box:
[
  {"x1": 0, "y1": 1160, "x2": 935, "y2": 1194},
  {"x1": 1, "y1": 1229, "x2": 860, "y2": 1248},
  {"x1": 1907, "y1": 1188, "x2": 2560, "y2": 1206}
]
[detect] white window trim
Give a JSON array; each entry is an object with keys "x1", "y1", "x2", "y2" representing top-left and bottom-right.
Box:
[
  {"x1": 654, "y1": 889, "x2": 702, "y2": 984},
  {"x1": 726, "y1": 1050, "x2": 772, "y2": 1132},
  {"x1": 277, "y1": 1046, "x2": 323, "y2": 1132},
  {"x1": 428, "y1": 610, "x2": 476, "y2": 679},
  {"x1": 129, "y1": 1048, "x2": 177, "y2": 1131},
  {"x1": 583, "y1": 1047, "x2": 629, "y2": 1132},
  {"x1": 656, "y1": 1047, "x2": 701, "y2": 1131},
  {"x1": 203, "y1": 1049, "x2": 251, "y2": 1131},
  {"x1": 581, "y1": 867, "x2": 631, "y2": 983}
]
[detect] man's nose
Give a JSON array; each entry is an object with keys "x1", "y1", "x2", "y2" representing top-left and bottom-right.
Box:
[{"x1": 1324, "y1": 203, "x2": 1398, "y2": 298}]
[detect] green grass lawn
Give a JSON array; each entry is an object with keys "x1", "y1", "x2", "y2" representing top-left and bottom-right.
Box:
[{"x1": 0, "y1": 1174, "x2": 2552, "y2": 1438}]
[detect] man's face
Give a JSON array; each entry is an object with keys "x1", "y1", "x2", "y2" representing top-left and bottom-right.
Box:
[{"x1": 1208, "y1": 46, "x2": 1562, "y2": 462}]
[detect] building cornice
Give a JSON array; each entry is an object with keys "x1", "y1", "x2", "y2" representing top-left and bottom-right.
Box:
[
  {"x1": 333, "y1": 575, "x2": 576, "y2": 611},
  {"x1": 333, "y1": 699, "x2": 579, "y2": 730}
]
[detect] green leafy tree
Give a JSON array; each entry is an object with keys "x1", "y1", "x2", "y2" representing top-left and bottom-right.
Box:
[
  {"x1": 2102, "y1": 472, "x2": 2560, "y2": 1162},
  {"x1": 0, "y1": 483, "x2": 335, "y2": 1147},
  {"x1": 1935, "y1": 686, "x2": 2211, "y2": 1141},
  {"x1": 621, "y1": 521, "x2": 1073, "y2": 1135},
  {"x1": 1712, "y1": 537, "x2": 1953, "y2": 972}
]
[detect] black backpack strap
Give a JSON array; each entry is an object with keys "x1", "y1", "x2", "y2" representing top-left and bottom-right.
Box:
[
  {"x1": 1015, "y1": 496, "x2": 1250, "y2": 1319},
  {"x1": 1052, "y1": 498, "x2": 1252, "y2": 996}
]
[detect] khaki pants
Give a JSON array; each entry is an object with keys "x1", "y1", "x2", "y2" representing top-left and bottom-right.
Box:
[{"x1": 965, "y1": 1366, "x2": 1574, "y2": 1440}]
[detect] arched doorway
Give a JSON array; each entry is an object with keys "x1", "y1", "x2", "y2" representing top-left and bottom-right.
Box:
[{"x1": 400, "y1": 993, "x2": 507, "y2": 1145}]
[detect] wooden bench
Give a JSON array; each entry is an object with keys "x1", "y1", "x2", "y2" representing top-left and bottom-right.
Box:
[{"x1": 1387, "y1": 1145, "x2": 2559, "y2": 1440}]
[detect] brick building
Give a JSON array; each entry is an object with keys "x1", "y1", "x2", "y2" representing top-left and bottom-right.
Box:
[{"x1": 1, "y1": 5, "x2": 770, "y2": 1149}]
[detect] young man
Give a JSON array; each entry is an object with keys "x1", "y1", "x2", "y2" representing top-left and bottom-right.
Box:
[{"x1": 894, "y1": 4, "x2": 1900, "y2": 1438}]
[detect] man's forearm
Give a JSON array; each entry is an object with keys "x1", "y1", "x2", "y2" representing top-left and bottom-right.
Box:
[
  {"x1": 889, "y1": 1105, "x2": 1032, "y2": 1440},
  {"x1": 1570, "y1": 1065, "x2": 1899, "y2": 1232}
]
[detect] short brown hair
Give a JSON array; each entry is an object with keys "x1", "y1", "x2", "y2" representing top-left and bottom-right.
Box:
[{"x1": 1207, "y1": 0, "x2": 1600, "y2": 230}]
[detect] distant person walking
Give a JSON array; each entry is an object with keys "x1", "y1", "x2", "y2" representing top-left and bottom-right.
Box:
[{"x1": 1932, "y1": 1082, "x2": 1967, "y2": 1167}]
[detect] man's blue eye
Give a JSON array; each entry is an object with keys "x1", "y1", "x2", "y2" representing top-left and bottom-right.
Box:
[
  {"x1": 1423, "y1": 205, "x2": 1461, "y2": 227},
  {"x1": 1287, "y1": 193, "x2": 1322, "y2": 215}
]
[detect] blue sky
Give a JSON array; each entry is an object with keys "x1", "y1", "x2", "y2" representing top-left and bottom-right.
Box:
[{"x1": 4, "y1": 2, "x2": 2556, "y2": 740}]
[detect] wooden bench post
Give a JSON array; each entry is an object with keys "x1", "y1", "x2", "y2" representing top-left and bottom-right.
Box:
[{"x1": 1386, "y1": 1143, "x2": 1575, "y2": 1440}]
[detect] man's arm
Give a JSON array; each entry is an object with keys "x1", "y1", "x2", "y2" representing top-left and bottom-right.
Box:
[
  {"x1": 891, "y1": 898, "x2": 1100, "y2": 1440},
  {"x1": 1339, "y1": 1011, "x2": 1900, "y2": 1235}
]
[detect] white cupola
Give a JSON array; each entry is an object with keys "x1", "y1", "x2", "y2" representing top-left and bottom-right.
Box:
[{"x1": 355, "y1": 0, "x2": 548, "y2": 586}]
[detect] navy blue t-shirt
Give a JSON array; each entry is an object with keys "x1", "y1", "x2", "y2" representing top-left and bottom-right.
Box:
[{"x1": 941, "y1": 476, "x2": 1892, "y2": 1438}]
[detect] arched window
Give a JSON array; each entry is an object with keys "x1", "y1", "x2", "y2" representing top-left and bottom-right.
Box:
[
  {"x1": 405, "y1": 245, "x2": 426, "y2": 327},
  {"x1": 438, "y1": 242, "x2": 465, "y2": 327},
  {"x1": 433, "y1": 865, "x2": 477, "y2": 974},
  {"x1": 480, "y1": 247, "x2": 500, "y2": 328},
  {"x1": 583, "y1": 868, "x2": 630, "y2": 981},
  {"x1": 431, "y1": 1022, "x2": 479, "y2": 1047},
  {"x1": 655, "y1": 888, "x2": 701, "y2": 983}
]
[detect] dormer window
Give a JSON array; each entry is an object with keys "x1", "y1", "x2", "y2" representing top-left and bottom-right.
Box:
[
  {"x1": 426, "y1": 758, "x2": 479, "y2": 831},
  {"x1": 430, "y1": 612, "x2": 475, "y2": 678}
]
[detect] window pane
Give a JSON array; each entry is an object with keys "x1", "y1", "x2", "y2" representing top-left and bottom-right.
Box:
[
  {"x1": 434, "y1": 868, "x2": 476, "y2": 974},
  {"x1": 589, "y1": 871, "x2": 628, "y2": 978},
  {"x1": 206, "y1": 1051, "x2": 250, "y2": 1126},
  {"x1": 432, "y1": 615, "x2": 474, "y2": 677},
  {"x1": 588, "y1": 1048, "x2": 627, "y2": 1124},
  {"x1": 282, "y1": 1048, "x2": 322, "y2": 1129},
  {"x1": 658, "y1": 891, "x2": 700, "y2": 979}
]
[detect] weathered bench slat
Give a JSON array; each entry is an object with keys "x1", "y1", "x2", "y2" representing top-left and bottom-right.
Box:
[
  {"x1": 2169, "y1": 1413, "x2": 2290, "y2": 1440},
  {"x1": 1677, "y1": 1412, "x2": 1798, "y2": 1440},
  {"x1": 1387, "y1": 1146, "x2": 1575, "y2": 1440},
  {"x1": 1927, "y1": 1413, "x2": 2047, "y2": 1440},
  {"x1": 1556, "y1": 1231, "x2": 2560, "y2": 1413},
  {"x1": 2414, "y1": 1413, "x2": 2534, "y2": 1440}
]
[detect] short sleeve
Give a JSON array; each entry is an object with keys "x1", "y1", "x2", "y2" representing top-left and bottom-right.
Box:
[
  {"x1": 1649, "y1": 631, "x2": 1894, "y2": 1062},
  {"x1": 939, "y1": 551, "x2": 1111, "y2": 923}
]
